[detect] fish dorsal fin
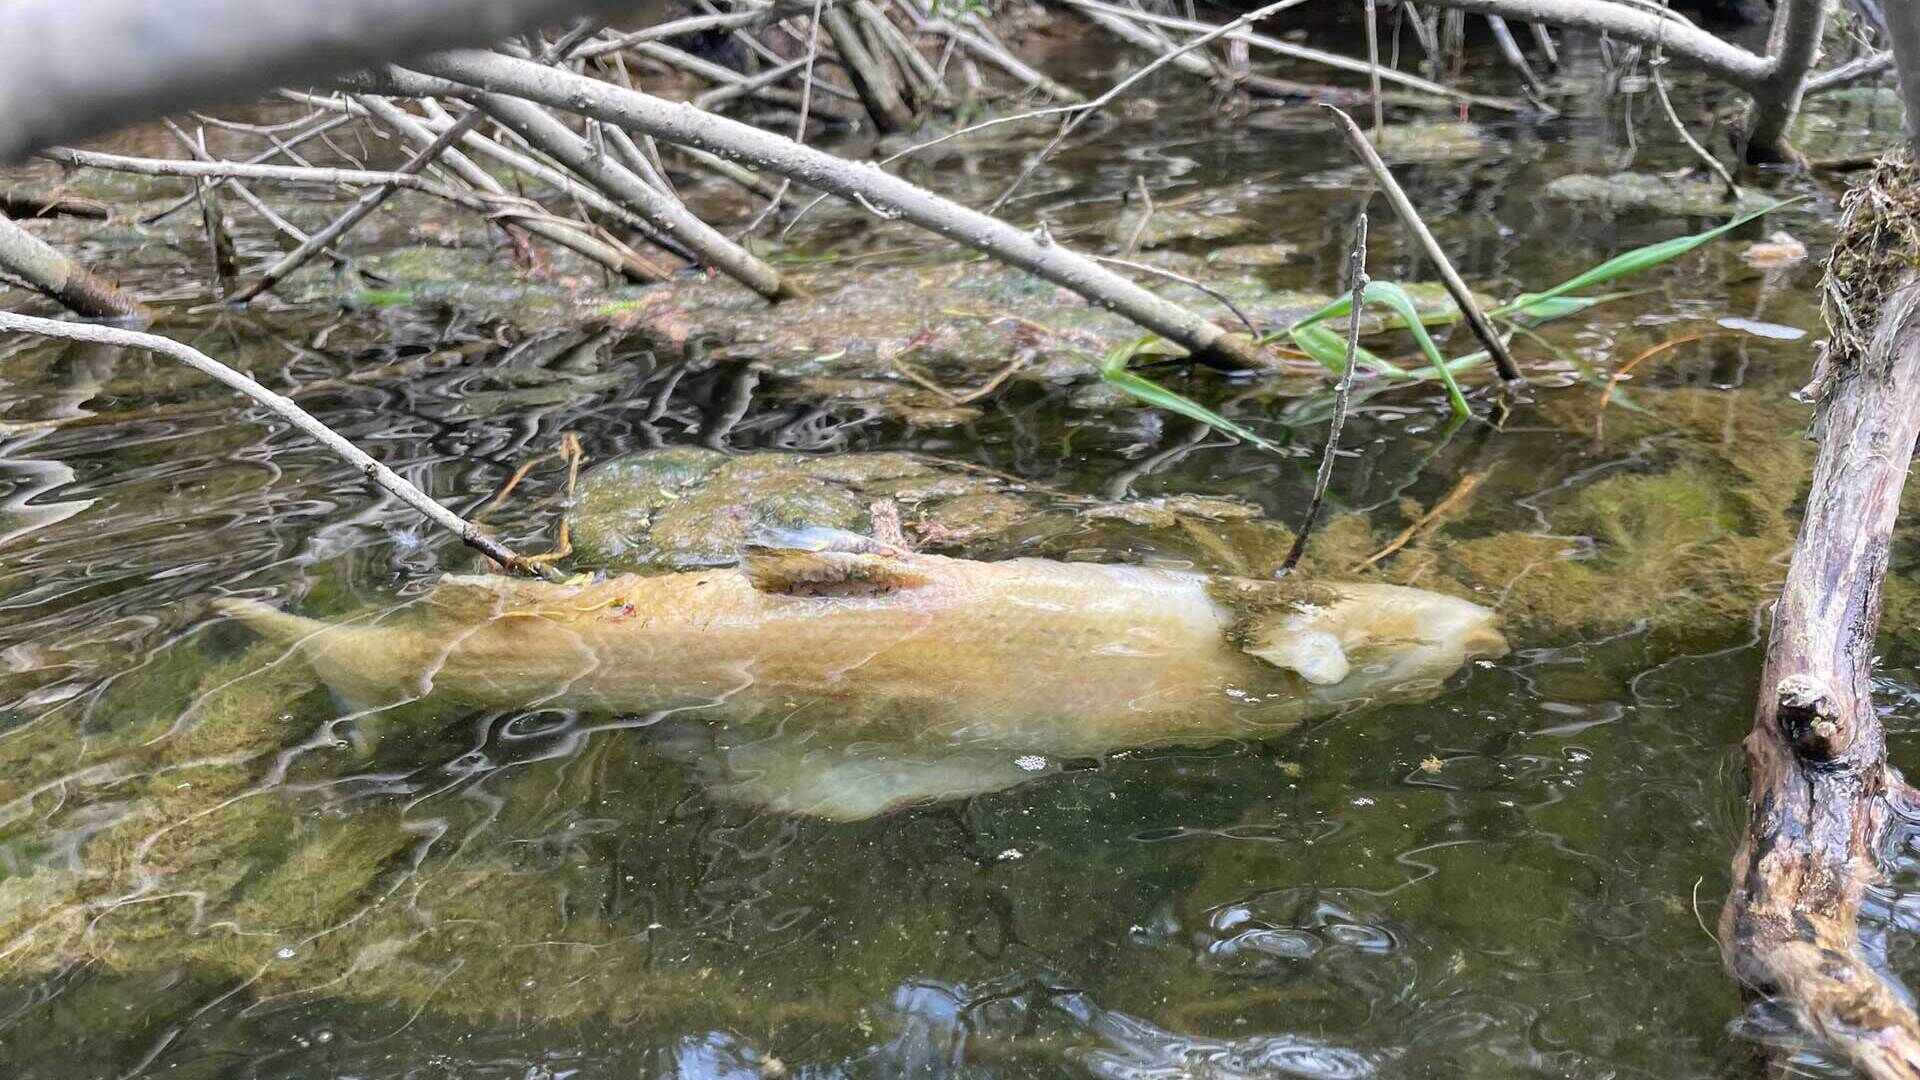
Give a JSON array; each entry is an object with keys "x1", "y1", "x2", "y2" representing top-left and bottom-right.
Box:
[
  {"x1": 1244, "y1": 628, "x2": 1351, "y2": 686},
  {"x1": 741, "y1": 549, "x2": 931, "y2": 597}
]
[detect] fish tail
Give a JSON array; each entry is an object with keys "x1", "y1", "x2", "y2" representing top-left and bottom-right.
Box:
[{"x1": 212, "y1": 597, "x2": 330, "y2": 645}]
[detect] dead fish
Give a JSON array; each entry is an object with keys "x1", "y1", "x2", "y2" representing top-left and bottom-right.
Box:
[{"x1": 217, "y1": 544, "x2": 1505, "y2": 818}]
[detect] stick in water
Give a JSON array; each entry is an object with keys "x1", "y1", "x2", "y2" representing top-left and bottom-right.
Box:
[
  {"x1": 1278, "y1": 211, "x2": 1367, "y2": 578},
  {"x1": 1323, "y1": 104, "x2": 1522, "y2": 384},
  {"x1": 0, "y1": 312, "x2": 562, "y2": 580}
]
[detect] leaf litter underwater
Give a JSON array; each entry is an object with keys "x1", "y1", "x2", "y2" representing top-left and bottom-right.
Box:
[{"x1": 2, "y1": 58, "x2": 1918, "y2": 1080}]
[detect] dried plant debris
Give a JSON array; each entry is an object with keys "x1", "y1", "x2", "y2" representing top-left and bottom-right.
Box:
[{"x1": 1821, "y1": 153, "x2": 1920, "y2": 376}]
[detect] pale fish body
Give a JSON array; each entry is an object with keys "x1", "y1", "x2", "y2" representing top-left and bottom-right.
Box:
[{"x1": 220, "y1": 547, "x2": 1505, "y2": 818}]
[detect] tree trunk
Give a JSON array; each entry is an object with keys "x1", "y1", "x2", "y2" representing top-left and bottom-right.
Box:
[{"x1": 1742, "y1": 0, "x2": 1828, "y2": 163}]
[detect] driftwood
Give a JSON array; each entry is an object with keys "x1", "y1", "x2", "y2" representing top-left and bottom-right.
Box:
[{"x1": 1721, "y1": 169, "x2": 1920, "y2": 1075}]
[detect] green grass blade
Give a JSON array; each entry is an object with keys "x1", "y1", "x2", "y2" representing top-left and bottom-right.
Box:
[
  {"x1": 1290, "y1": 323, "x2": 1410, "y2": 377},
  {"x1": 1283, "y1": 284, "x2": 1472, "y2": 413},
  {"x1": 1364, "y1": 281, "x2": 1471, "y2": 417},
  {"x1": 1488, "y1": 197, "x2": 1806, "y2": 317},
  {"x1": 1099, "y1": 338, "x2": 1286, "y2": 454},
  {"x1": 1495, "y1": 290, "x2": 1640, "y2": 326}
]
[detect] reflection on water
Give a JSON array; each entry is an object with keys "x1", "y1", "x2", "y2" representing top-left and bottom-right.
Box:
[{"x1": 0, "y1": 36, "x2": 1907, "y2": 1080}]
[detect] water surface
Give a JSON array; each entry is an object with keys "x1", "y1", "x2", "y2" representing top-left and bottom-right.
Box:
[{"x1": 0, "y1": 33, "x2": 1901, "y2": 1079}]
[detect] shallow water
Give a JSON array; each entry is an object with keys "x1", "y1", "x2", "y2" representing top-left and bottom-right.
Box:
[{"x1": 0, "y1": 30, "x2": 1907, "y2": 1080}]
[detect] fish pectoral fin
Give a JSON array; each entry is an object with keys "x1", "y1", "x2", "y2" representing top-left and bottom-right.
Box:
[
  {"x1": 740, "y1": 549, "x2": 931, "y2": 598},
  {"x1": 1244, "y1": 628, "x2": 1351, "y2": 686}
]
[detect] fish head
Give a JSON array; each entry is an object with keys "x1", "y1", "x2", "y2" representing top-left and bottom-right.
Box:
[{"x1": 1242, "y1": 582, "x2": 1506, "y2": 701}]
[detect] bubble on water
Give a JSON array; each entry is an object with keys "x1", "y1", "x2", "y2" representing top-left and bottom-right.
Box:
[
  {"x1": 275, "y1": 946, "x2": 297, "y2": 960},
  {"x1": 1014, "y1": 754, "x2": 1047, "y2": 772}
]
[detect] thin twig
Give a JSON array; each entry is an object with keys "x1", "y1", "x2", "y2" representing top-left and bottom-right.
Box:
[
  {"x1": 1121, "y1": 175, "x2": 1154, "y2": 257},
  {"x1": 1088, "y1": 253, "x2": 1259, "y2": 334},
  {"x1": 1485, "y1": 14, "x2": 1549, "y2": 97},
  {"x1": 0, "y1": 313, "x2": 561, "y2": 580},
  {"x1": 1594, "y1": 330, "x2": 1738, "y2": 434},
  {"x1": 161, "y1": 118, "x2": 350, "y2": 269},
  {"x1": 1056, "y1": 0, "x2": 1528, "y2": 107},
  {"x1": 39, "y1": 147, "x2": 458, "y2": 190},
  {"x1": 232, "y1": 22, "x2": 600, "y2": 303},
  {"x1": 746, "y1": 0, "x2": 827, "y2": 237},
  {"x1": 781, "y1": 0, "x2": 1310, "y2": 232},
  {"x1": 1323, "y1": 104, "x2": 1523, "y2": 384},
  {"x1": 1650, "y1": 55, "x2": 1738, "y2": 197},
  {"x1": 1351, "y1": 470, "x2": 1485, "y2": 570},
  {"x1": 1279, "y1": 212, "x2": 1367, "y2": 578},
  {"x1": 1647, "y1": 4, "x2": 1739, "y2": 199}
]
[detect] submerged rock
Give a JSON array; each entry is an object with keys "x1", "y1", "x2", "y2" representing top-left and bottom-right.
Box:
[
  {"x1": 1104, "y1": 206, "x2": 1258, "y2": 249},
  {"x1": 1742, "y1": 231, "x2": 1809, "y2": 268},
  {"x1": 1543, "y1": 172, "x2": 1777, "y2": 215},
  {"x1": 1300, "y1": 122, "x2": 1501, "y2": 187},
  {"x1": 1370, "y1": 120, "x2": 1499, "y2": 163},
  {"x1": 566, "y1": 448, "x2": 1373, "y2": 578},
  {"x1": 612, "y1": 263, "x2": 1142, "y2": 383},
  {"x1": 1204, "y1": 241, "x2": 1299, "y2": 269}
]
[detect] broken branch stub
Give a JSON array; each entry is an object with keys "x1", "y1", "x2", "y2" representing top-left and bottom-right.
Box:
[{"x1": 0, "y1": 213, "x2": 151, "y2": 323}]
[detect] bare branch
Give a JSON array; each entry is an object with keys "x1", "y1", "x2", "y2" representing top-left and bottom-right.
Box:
[
  {"x1": 1279, "y1": 212, "x2": 1367, "y2": 578},
  {"x1": 0, "y1": 215, "x2": 150, "y2": 322},
  {"x1": 39, "y1": 147, "x2": 460, "y2": 191},
  {"x1": 0, "y1": 312, "x2": 560, "y2": 579},
  {"x1": 1806, "y1": 50, "x2": 1895, "y2": 95}
]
